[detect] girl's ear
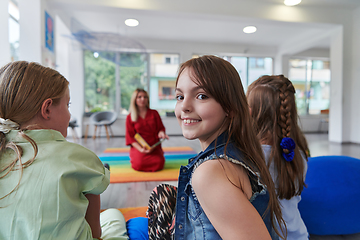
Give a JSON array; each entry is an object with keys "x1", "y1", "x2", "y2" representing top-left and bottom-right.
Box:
[{"x1": 40, "y1": 99, "x2": 53, "y2": 120}]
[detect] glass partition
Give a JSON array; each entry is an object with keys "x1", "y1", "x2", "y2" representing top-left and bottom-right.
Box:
[{"x1": 289, "y1": 59, "x2": 330, "y2": 115}]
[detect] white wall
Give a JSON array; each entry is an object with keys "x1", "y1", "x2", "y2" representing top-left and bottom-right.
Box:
[
  {"x1": 294, "y1": 48, "x2": 330, "y2": 59},
  {"x1": 18, "y1": 0, "x2": 42, "y2": 62},
  {"x1": 138, "y1": 38, "x2": 278, "y2": 64},
  {"x1": 339, "y1": 18, "x2": 355, "y2": 144},
  {"x1": 299, "y1": 115, "x2": 329, "y2": 133},
  {"x1": 329, "y1": 27, "x2": 344, "y2": 143},
  {"x1": 18, "y1": 0, "x2": 56, "y2": 66},
  {"x1": 56, "y1": 15, "x2": 84, "y2": 138},
  {"x1": 349, "y1": 7, "x2": 360, "y2": 143},
  {"x1": 0, "y1": 0, "x2": 11, "y2": 67}
]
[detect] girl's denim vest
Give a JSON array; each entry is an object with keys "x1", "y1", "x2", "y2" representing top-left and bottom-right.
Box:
[{"x1": 174, "y1": 132, "x2": 279, "y2": 240}]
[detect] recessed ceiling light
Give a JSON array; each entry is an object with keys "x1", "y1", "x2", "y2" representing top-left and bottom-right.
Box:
[
  {"x1": 243, "y1": 26, "x2": 257, "y2": 34},
  {"x1": 284, "y1": 0, "x2": 301, "y2": 6},
  {"x1": 125, "y1": 19, "x2": 139, "y2": 27}
]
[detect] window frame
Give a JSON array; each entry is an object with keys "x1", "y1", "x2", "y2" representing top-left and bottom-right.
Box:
[
  {"x1": 83, "y1": 51, "x2": 181, "y2": 116},
  {"x1": 288, "y1": 57, "x2": 331, "y2": 116}
]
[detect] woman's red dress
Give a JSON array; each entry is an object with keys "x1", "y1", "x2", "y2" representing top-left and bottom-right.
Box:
[{"x1": 125, "y1": 109, "x2": 166, "y2": 172}]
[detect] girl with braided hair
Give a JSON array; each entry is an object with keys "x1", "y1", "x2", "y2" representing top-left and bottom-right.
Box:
[{"x1": 247, "y1": 75, "x2": 310, "y2": 239}]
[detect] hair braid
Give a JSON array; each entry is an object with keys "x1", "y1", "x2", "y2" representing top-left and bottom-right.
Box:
[
  {"x1": 247, "y1": 74, "x2": 309, "y2": 202},
  {"x1": 278, "y1": 83, "x2": 292, "y2": 144}
]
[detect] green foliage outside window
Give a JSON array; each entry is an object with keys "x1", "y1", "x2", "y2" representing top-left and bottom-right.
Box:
[
  {"x1": 84, "y1": 50, "x2": 147, "y2": 113},
  {"x1": 84, "y1": 50, "x2": 116, "y2": 112},
  {"x1": 118, "y1": 53, "x2": 147, "y2": 111}
]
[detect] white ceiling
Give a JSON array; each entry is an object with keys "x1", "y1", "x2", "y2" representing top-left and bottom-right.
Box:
[
  {"x1": 50, "y1": 0, "x2": 360, "y2": 51},
  {"x1": 260, "y1": 0, "x2": 360, "y2": 8}
]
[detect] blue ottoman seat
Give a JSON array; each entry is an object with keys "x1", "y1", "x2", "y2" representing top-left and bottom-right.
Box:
[
  {"x1": 298, "y1": 155, "x2": 360, "y2": 235},
  {"x1": 126, "y1": 217, "x2": 148, "y2": 240}
]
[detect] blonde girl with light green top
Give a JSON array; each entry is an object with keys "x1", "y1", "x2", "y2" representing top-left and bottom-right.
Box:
[{"x1": 0, "y1": 61, "x2": 128, "y2": 240}]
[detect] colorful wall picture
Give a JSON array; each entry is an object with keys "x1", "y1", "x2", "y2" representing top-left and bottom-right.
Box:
[{"x1": 45, "y1": 11, "x2": 54, "y2": 52}]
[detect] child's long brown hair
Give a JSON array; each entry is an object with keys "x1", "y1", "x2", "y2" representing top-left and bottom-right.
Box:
[
  {"x1": 176, "y1": 55, "x2": 285, "y2": 238},
  {"x1": 247, "y1": 75, "x2": 309, "y2": 200}
]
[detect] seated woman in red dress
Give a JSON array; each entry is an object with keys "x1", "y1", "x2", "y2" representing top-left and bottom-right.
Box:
[{"x1": 125, "y1": 89, "x2": 169, "y2": 172}]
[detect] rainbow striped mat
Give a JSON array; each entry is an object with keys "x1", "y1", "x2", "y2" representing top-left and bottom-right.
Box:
[{"x1": 98, "y1": 146, "x2": 196, "y2": 183}]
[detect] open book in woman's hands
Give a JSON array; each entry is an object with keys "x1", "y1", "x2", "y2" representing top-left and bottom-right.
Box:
[{"x1": 134, "y1": 133, "x2": 166, "y2": 150}]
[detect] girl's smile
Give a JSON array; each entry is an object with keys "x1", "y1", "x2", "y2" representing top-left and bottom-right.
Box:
[
  {"x1": 182, "y1": 118, "x2": 201, "y2": 125},
  {"x1": 175, "y1": 68, "x2": 228, "y2": 150}
]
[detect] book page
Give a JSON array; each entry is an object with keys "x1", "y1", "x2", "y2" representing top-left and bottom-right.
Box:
[{"x1": 134, "y1": 133, "x2": 166, "y2": 150}]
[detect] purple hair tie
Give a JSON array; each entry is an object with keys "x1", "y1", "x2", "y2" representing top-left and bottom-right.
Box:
[{"x1": 280, "y1": 137, "x2": 296, "y2": 162}]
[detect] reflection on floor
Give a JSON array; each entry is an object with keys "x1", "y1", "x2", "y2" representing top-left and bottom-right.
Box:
[{"x1": 68, "y1": 133, "x2": 360, "y2": 239}]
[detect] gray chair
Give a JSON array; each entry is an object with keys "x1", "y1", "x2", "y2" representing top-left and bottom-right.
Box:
[{"x1": 89, "y1": 111, "x2": 118, "y2": 140}]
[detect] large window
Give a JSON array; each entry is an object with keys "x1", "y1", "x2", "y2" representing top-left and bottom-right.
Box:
[
  {"x1": 289, "y1": 59, "x2": 330, "y2": 115},
  {"x1": 84, "y1": 53, "x2": 329, "y2": 116},
  {"x1": 222, "y1": 56, "x2": 273, "y2": 92},
  {"x1": 149, "y1": 53, "x2": 179, "y2": 115},
  {"x1": 8, "y1": 0, "x2": 19, "y2": 61},
  {"x1": 193, "y1": 55, "x2": 273, "y2": 92},
  {"x1": 84, "y1": 52, "x2": 179, "y2": 116},
  {"x1": 84, "y1": 50, "x2": 148, "y2": 115}
]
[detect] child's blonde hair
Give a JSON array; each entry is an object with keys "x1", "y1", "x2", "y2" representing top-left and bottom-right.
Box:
[
  {"x1": 0, "y1": 61, "x2": 69, "y2": 201},
  {"x1": 176, "y1": 55, "x2": 285, "y2": 239},
  {"x1": 247, "y1": 74, "x2": 309, "y2": 200}
]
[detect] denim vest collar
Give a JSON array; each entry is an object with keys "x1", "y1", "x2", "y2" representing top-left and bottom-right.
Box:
[{"x1": 188, "y1": 131, "x2": 230, "y2": 164}]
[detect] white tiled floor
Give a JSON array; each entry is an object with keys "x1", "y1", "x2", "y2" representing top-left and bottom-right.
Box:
[{"x1": 305, "y1": 133, "x2": 360, "y2": 159}]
